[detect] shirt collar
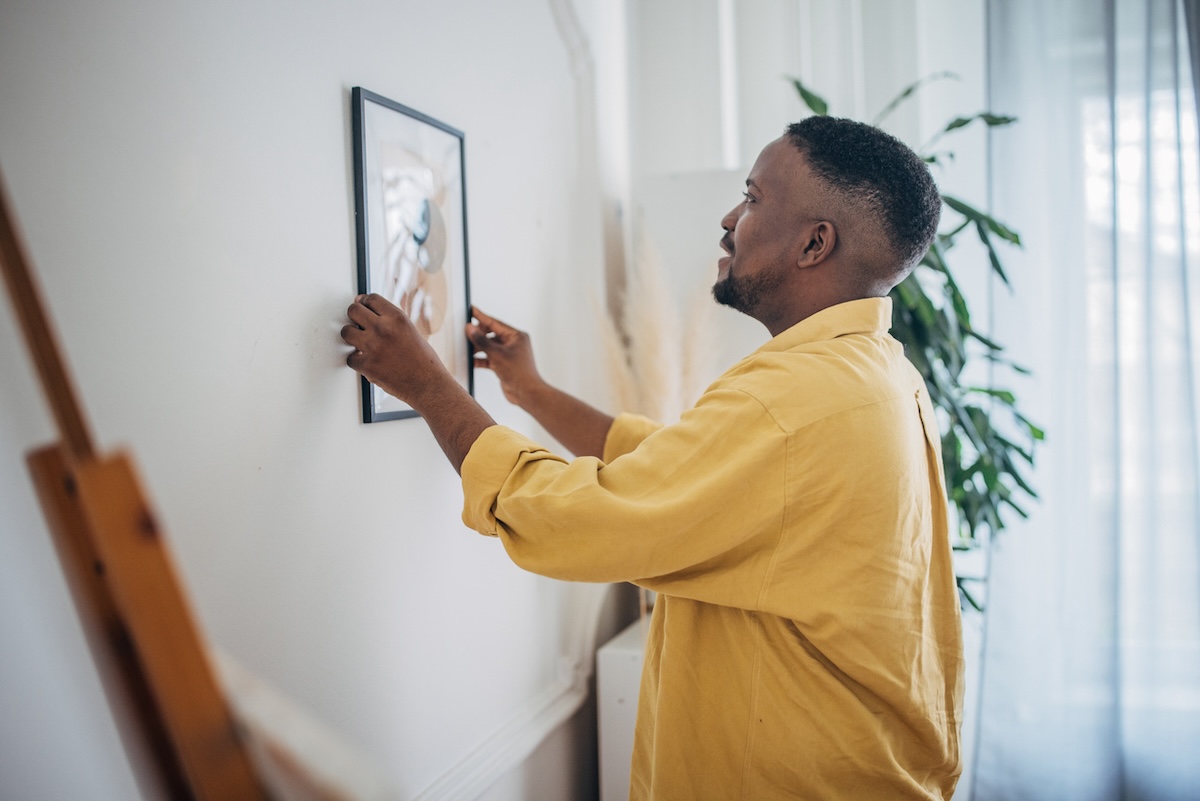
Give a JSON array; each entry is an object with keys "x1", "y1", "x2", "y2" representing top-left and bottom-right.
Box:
[{"x1": 754, "y1": 297, "x2": 893, "y2": 354}]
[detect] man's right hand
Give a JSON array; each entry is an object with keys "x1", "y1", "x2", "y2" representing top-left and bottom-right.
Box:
[
  {"x1": 466, "y1": 307, "x2": 546, "y2": 409},
  {"x1": 464, "y1": 306, "x2": 615, "y2": 459}
]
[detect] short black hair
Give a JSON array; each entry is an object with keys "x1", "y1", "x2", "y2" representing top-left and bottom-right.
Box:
[{"x1": 785, "y1": 117, "x2": 940, "y2": 271}]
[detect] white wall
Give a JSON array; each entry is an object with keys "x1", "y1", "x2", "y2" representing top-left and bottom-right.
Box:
[{"x1": 0, "y1": 1, "x2": 625, "y2": 799}]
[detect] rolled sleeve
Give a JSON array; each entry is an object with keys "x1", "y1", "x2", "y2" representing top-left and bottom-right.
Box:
[
  {"x1": 461, "y1": 425, "x2": 563, "y2": 537},
  {"x1": 463, "y1": 414, "x2": 663, "y2": 537}
]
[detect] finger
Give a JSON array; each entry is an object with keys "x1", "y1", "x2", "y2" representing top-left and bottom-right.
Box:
[
  {"x1": 469, "y1": 308, "x2": 495, "y2": 336},
  {"x1": 472, "y1": 354, "x2": 492, "y2": 371},
  {"x1": 346, "y1": 349, "x2": 364, "y2": 371},
  {"x1": 471, "y1": 306, "x2": 515, "y2": 334},
  {"x1": 341, "y1": 324, "x2": 366, "y2": 348},
  {"x1": 465, "y1": 324, "x2": 492, "y2": 350},
  {"x1": 362, "y1": 292, "x2": 401, "y2": 316},
  {"x1": 347, "y1": 300, "x2": 377, "y2": 326}
]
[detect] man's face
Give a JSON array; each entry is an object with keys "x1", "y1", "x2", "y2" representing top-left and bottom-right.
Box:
[{"x1": 713, "y1": 138, "x2": 814, "y2": 319}]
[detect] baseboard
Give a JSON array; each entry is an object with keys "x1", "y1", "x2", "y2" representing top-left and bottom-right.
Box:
[{"x1": 412, "y1": 679, "x2": 589, "y2": 801}]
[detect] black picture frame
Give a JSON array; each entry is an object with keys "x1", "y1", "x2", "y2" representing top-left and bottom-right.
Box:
[{"x1": 351, "y1": 87, "x2": 473, "y2": 423}]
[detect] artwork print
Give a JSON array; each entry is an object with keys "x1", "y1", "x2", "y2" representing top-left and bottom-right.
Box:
[{"x1": 351, "y1": 87, "x2": 472, "y2": 422}]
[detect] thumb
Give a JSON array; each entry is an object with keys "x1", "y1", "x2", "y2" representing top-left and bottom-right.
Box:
[{"x1": 465, "y1": 323, "x2": 492, "y2": 349}]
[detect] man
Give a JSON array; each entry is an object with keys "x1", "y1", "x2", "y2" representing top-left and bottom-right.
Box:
[{"x1": 342, "y1": 116, "x2": 964, "y2": 800}]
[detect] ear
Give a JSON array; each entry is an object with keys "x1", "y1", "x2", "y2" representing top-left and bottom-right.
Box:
[{"x1": 797, "y1": 220, "x2": 836, "y2": 268}]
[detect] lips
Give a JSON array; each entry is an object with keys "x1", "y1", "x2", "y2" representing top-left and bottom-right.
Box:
[{"x1": 717, "y1": 234, "x2": 734, "y2": 278}]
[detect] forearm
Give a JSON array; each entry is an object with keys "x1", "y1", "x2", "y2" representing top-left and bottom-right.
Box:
[
  {"x1": 463, "y1": 306, "x2": 613, "y2": 458},
  {"x1": 408, "y1": 374, "x2": 497, "y2": 474},
  {"x1": 516, "y1": 381, "x2": 613, "y2": 459}
]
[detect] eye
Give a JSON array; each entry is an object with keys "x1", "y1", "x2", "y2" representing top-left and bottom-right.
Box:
[{"x1": 742, "y1": 191, "x2": 755, "y2": 203}]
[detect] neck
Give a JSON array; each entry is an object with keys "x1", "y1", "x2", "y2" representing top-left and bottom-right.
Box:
[{"x1": 757, "y1": 282, "x2": 876, "y2": 337}]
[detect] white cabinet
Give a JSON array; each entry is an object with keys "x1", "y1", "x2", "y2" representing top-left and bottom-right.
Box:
[{"x1": 596, "y1": 619, "x2": 647, "y2": 801}]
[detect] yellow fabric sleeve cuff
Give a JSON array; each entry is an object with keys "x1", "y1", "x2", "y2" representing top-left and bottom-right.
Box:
[{"x1": 460, "y1": 424, "x2": 548, "y2": 537}]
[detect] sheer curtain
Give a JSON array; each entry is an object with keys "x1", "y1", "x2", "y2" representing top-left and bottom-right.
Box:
[{"x1": 973, "y1": 1, "x2": 1200, "y2": 799}]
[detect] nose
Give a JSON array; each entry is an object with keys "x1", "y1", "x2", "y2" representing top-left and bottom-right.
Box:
[{"x1": 721, "y1": 204, "x2": 739, "y2": 232}]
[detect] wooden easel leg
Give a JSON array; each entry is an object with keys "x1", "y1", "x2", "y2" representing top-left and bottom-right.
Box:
[
  {"x1": 72, "y1": 450, "x2": 269, "y2": 801},
  {"x1": 27, "y1": 444, "x2": 194, "y2": 801}
]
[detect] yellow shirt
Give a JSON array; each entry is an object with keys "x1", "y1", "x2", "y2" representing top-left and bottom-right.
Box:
[{"x1": 461, "y1": 298, "x2": 964, "y2": 800}]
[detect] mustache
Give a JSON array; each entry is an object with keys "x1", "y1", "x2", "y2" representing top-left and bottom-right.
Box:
[{"x1": 720, "y1": 233, "x2": 734, "y2": 254}]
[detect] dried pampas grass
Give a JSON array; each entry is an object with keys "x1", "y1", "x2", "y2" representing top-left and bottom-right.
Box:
[{"x1": 599, "y1": 242, "x2": 722, "y2": 424}]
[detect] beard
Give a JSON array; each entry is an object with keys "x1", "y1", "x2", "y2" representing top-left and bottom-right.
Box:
[{"x1": 712, "y1": 260, "x2": 786, "y2": 316}]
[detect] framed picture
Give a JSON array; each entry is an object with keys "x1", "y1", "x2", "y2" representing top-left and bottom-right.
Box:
[{"x1": 351, "y1": 87, "x2": 473, "y2": 422}]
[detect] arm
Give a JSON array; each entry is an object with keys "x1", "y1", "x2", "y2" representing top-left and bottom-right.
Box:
[
  {"x1": 342, "y1": 294, "x2": 495, "y2": 474},
  {"x1": 461, "y1": 384, "x2": 788, "y2": 594},
  {"x1": 466, "y1": 307, "x2": 613, "y2": 459}
]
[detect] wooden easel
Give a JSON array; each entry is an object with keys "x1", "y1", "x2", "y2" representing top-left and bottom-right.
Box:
[{"x1": 0, "y1": 174, "x2": 277, "y2": 800}]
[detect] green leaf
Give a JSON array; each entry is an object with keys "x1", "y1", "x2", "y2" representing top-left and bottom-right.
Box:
[
  {"x1": 943, "y1": 113, "x2": 1018, "y2": 133},
  {"x1": 937, "y1": 259, "x2": 973, "y2": 331},
  {"x1": 871, "y1": 71, "x2": 959, "y2": 126},
  {"x1": 923, "y1": 151, "x2": 957, "y2": 168},
  {"x1": 968, "y1": 387, "x2": 1017, "y2": 405},
  {"x1": 921, "y1": 112, "x2": 1019, "y2": 154},
  {"x1": 985, "y1": 216, "x2": 1022, "y2": 246},
  {"x1": 940, "y1": 218, "x2": 972, "y2": 241},
  {"x1": 981, "y1": 113, "x2": 1019, "y2": 126},
  {"x1": 942, "y1": 194, "x2": 977, "y2": 218},
  {"x1": 943, "y1": 195, "x2": 1022, "y2": 246},
  {"x1": 1005, "y1": 460, "x2": 1039, "y2": 494},
  {"x1": 923, "y1": 238, "x2": 951, "y2": 272},
  {"x1": 967, "y1": 329, "x2": 1004, "y2": 352},
  {"x1": 976, "y1": 220, "x2": 1012, "y2": 286},
  {"x1": 1015, "y1": 412, "x2": 1046, "y2": 441},
  {"x1": 942, "y1": 116, "x2": 976, "y2": 133},
  {"x1": 788, "y1": 77, "x2": 829, "y2": 116},
  {"x1": 1002, "y1": 496, "x2": 1030, "y2": 518},
  {"x1": 983, "y1": 353, "x2": 1032, "y2": 374},
  {"x1": 957, "y1": 578, "x2": 985, "y2": 612},
  {"x1": 994, "y1": 434, "x2": 1034, "y2": 465}
]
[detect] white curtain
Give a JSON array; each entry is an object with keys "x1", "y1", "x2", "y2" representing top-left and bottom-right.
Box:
[{"x1": 974, "y1": 1, "x2": 1200, "y2": 799}]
